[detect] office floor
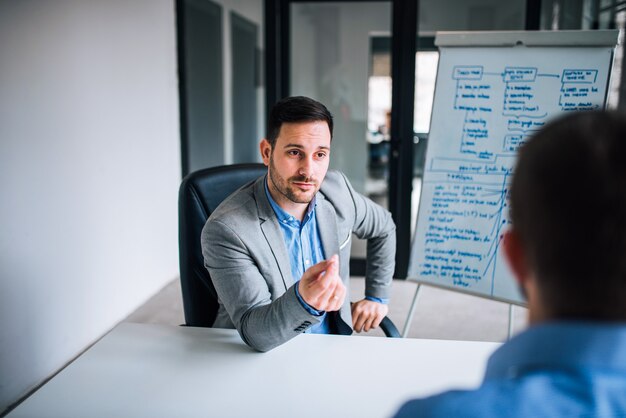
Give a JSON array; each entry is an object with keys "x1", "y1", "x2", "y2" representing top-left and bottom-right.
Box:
[{"x1": 125, "y1": 277, "x2": 528, "y2": 342}]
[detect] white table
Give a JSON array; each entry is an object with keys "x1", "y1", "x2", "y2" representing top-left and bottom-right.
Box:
[{"x1": 9, "y1": 323, "x2": 500, "y2": 418}]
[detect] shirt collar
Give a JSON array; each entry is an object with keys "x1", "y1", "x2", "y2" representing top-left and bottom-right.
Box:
[
  {"x1": 264, "y1": 176, "x2": 316, "y2": 226},
  {"x1": 485, "y1": 321, "x2": 626, "y2": 380}
]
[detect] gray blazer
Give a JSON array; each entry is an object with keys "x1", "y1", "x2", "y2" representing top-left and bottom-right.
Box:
[{"x1": 201, "y1": 170, "x2": 396, "y2": 352}]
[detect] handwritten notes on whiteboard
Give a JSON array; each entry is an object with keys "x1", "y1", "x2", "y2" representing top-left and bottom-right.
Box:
[{"x1": 409, "y1": 45, "x2": 614, "y2": 304}]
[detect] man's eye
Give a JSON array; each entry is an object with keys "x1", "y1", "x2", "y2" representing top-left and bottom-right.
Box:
[
  {"x1": 287, "y1": 150, "x2": 300, "y2": 156},
  {"x1": 316, "y1": 152, "x2": 327, "y2": 159}
]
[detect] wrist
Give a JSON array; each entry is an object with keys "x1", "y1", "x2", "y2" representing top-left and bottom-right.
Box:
[
  {"x1": 365, "y1": 296, "x2": 388, "y2": 304},
  {"x1": 295, "y1": 282, "x2": 324, "y2": 316}
]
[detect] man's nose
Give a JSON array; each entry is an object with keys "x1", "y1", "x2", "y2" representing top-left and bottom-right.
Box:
[{"x1": 298, "y1": 157, "x2": 314, "y2": 178}]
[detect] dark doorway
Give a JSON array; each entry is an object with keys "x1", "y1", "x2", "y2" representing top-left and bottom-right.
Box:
[
  {"x1": 177, "y1": 0, "x2": 224, "y2": 176},
  {"x1": 231, "y1": 12, "x2": 260, "y2": 163}
]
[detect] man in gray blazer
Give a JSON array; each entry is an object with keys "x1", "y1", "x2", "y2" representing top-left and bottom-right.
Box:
[{"x1": 201, "y1": 96, "x2": 396, "y2": 352}]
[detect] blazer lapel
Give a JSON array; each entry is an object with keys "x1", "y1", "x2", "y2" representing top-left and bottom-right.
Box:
[
  {"x1": 254, "y1": 177, "x2": 292, "y2": 290},
  {"x1": 315, "y1": 193, "x2": 341, "y2": 271},
  {"x1": 316, "y1": 192, "x2": 353, "y2": 335}
]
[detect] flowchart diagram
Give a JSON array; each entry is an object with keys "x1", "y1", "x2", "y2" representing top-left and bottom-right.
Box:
[
  {"x1": 455, "y1": 65, "x2": 600, "y2": 159},
  {"x1": 409, "y1": 46, "x2": 612, "y2": 303}
]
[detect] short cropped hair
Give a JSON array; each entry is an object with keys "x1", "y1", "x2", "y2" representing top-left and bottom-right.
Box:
[
  {"x1": 266, "y1": 96, "x2": 334, "y2": 147},
  {"x1": 510, "y1": 111, "x2": 626, "y2": 320}
]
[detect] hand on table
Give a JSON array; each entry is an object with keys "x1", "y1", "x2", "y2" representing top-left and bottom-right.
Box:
[
  {"x1": 298, "y1": 254, "x2": 346, "y2": 312},
  {"x1": 351, "y1": 299, "x2": 388, "y2": 333}
]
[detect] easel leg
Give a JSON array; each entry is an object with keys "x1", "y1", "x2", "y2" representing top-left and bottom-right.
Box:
[
  {"x1": 402, "y1": 283, "x2": 421, "y2": 338},
  {"x1": 508, "y1": 303, "x2": 515, "y2": 340}
]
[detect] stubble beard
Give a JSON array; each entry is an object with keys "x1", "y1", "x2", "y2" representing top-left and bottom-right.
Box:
[{"x1": 268, "y1": 155, "x2": 318, "y2": 204}]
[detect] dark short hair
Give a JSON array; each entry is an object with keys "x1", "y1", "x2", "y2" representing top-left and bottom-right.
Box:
[
  {"x1": 510, "y1": 110, "x2": 626, "y2": 320},
  {"x1": 266, "y1": 96, "x2": 334, "y2": 147}
]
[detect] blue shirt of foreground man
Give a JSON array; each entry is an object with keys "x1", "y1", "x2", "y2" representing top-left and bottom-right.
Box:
[
  {"x1": 394, "y1": 111, "x2": 626, "y2": 418},
  {"x1": 202, "y1": 96, "x2": 396, "y2": 352}
]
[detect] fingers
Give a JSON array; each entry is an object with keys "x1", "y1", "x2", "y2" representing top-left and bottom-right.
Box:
[
  {"x1": 298, "y1": 255, "x2": 345, "y2": 311},
  {"x1": 352, "y1": 309, "x2": 374, "y2": 333},
  {"x1": 312, "y1": 275, "x2": 340, "y2": 310},
  {"x1": 356, "y1": 312, "x2": 382, "y2": 332},
  {"x1": 321, "y1": 254, "x2": 339, "y2": 283},
  {"x1": 301, "y1": 257, "x2": 333, "y2": 284},
  {"x1": 322, "y1": 255, "x2": 345, "y2": 310},
  {"x1": 362, "y1": 316, "x2": 376, "y2": 333},
  {"x1": 351, "y1": 300, "x2": 388, "y2": 333},
  {"x1": 370, "y1": 313, "x2": 384, "y2": 329},
  {"x1": 325, "y1": 280, "x2": 346, "y2": 312}
]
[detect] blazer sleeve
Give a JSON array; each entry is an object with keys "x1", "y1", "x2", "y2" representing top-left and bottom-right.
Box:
[
  {"x1": 202, "y1": 218, "x2": 321, "y2": 352},
  {"x1": 339, "y1": 172, "x2": 396, "y2": 300}
]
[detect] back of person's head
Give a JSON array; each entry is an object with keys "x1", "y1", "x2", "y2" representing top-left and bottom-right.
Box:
[
  {"x1": 510, "y1": 110, "x2": 626, "y2": 320},
  {"x1": 266, "y1": 96, "x2": 334, "y2": 147}
]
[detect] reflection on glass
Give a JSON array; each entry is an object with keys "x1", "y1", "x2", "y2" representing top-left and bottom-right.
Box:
[
  {"x1": 414, "y1": 51, "x2": 439, "y2": 133},
  {"x1": 290, "y1": 2, "x2": 391, "y2": 199},
  {"x1": 366, "y1": 49, "x2": 440, "y2": 236},
  {"x1": 290, "y1": 2, "x2": 392, "y2": 259},
  {"x1": 367, "y1": 77, "x2": 391, "y2": 134},
  {"x1": 411, "y1": 51, "x2": 439, "y2": 236}
]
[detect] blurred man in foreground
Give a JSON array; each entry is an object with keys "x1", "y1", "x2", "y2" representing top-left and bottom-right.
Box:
[{"x1": 394, "y1": 110, "x2": 626, "y2": 417}]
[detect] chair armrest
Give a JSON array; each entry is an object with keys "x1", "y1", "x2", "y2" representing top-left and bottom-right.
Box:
[{"x1": 379, "y1": 316, "x2": 401, "y2": 338}]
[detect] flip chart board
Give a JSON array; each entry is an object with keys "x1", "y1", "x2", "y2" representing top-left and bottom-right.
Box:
[{"x1": 408, "y1": 30, "x2": 619, "y2": 305}]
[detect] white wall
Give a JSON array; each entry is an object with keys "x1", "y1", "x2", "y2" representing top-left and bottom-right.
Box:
[{"x1": 0, "y1": 1, "x2": 181, "y2": 412}]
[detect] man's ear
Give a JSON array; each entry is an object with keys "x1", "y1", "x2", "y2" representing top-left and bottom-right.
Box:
[
  {"x1": 503, "y1": 228, "x2": 547, "y2": 324},
  {"x1": 259, "y1": 139, "x2": 271, "y2": 166},
  {"x1": 502, "y1": 228, "x2": 532, "y2": 289}
]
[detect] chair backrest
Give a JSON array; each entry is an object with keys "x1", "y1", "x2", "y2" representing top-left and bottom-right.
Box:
[{"x1": 178, "y1": 163, "x2": 267, "y2": 327}]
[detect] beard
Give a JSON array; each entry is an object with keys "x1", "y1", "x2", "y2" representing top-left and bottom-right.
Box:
[{"x1": 268, "y1": 156, "x2": 319, "y2": 204}]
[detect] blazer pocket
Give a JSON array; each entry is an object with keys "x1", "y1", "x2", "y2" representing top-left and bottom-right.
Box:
[{"x1": 339, "y1": 233, "x2": 351, "y2": 250}]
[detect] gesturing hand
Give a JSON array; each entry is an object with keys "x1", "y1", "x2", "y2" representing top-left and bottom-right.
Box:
[
  {"x1": 297, "y1": 254, "x2": 346, "y2": 312},
  {"x1": 351, "y1": 299, "x2": 388, "y2": 333}
]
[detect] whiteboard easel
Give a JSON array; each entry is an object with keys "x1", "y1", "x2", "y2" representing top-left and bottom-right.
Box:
[{"x1": 404, "y1": 30, "x2": 619, "y2": 338}]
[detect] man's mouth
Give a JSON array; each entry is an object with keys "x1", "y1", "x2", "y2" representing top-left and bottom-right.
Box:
[
  {"x1": 291, "y1": 179, "x2": 316, "y2": 190},
  {"x1": 292, "y1": 181, "x2": 315, "y2": 189}
]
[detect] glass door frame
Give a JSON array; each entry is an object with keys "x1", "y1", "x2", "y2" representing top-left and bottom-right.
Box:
[{"x1": 265, "y1": 0, "x2": 418, "y2": 278}]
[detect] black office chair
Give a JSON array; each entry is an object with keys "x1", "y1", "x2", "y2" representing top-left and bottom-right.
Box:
[{"x1": 178, "y1": 163, "x2": 401, "y2": 337}]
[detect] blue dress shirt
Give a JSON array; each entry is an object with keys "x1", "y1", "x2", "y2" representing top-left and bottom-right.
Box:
[
  {"x1": 393, "y1": 321, "x2": 626, "y2": 418},
  {"x1": 264, "y1": 181, "x2": 330, "y2": 334},
  {"x1": 265, "y1": 179, "x2": 388, "y2": 334}
]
